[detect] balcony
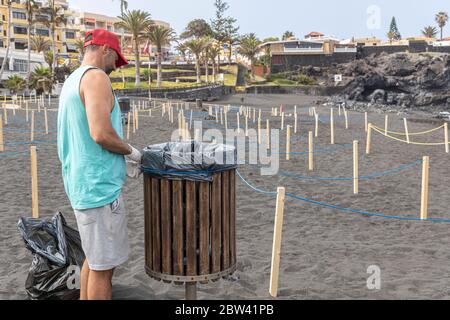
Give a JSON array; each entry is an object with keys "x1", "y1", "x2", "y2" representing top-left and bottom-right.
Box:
[
  {"x1": 334, "y1": 47, "x2": 357, "y2": 53},
  {"x1": 284, "y1": 47, "x2": 323, "y2": 53}
]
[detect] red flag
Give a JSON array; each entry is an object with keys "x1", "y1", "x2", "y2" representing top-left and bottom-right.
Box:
[{"x1": 143, "y1": 40, "x2": 151, "y2": 55}]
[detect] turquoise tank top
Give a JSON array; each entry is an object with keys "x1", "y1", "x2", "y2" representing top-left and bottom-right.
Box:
[{"x1": 57, "y1": 65, "x2": 126, "y2": 210}]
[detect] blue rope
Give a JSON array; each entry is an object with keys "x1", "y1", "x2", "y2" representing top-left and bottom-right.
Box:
[
  {"x1": 0, "y1": 150, "x2": 30, "y2": 157},
  {"x1": 5, "y1": 140, "x2": 57, "y2": 146},
  {"x1": 3, "y1": 128, "x2": 57, "y2": 133},
  {"x1": 279, "y1": 160, "x2": 422, "y2": 182},
  {"x1": 236, "y1": 170, "x2": 450, "y2": 223}
]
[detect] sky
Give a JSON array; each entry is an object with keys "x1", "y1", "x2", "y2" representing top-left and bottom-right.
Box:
[{"x1": 68, "y1": 0, "x2": 449, "y2": 41}]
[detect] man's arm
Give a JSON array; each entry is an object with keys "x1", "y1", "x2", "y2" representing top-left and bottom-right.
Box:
[{"x1": 80, "y1": 69, "x2": 132, "y2": 155}]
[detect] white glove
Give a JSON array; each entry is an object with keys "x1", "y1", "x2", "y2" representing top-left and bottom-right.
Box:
[
  {"x1": 126, "y1": 160, "x2": 142, "y2": 178},
  {"x1": 125, "y1": 144, "x2": 142, "y2": 163}
]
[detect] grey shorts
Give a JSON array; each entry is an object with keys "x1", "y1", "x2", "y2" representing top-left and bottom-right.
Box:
[{"x1": 74, "y1": 194, "x2": 130, "y2": 271}]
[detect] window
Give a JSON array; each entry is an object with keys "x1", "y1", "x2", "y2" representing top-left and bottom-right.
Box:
[
  {"x1": 66, "y1": 31, "x2": 75, "y2": 39},
  {"x1": 14, "y1": 26, "x2": 28, "y2": 35},
  {"x1": 107, "y1": 26, "x2": 113, "y2": 32},
  {"x1": 13, "y1": 59, "x2": 27, "y2": 72},
  {"x1": 36, "y1": 29, "x2": 49, "y2": 37},
  {"x1": 15, "y1": 42, "x2": 27, "y2": 50},
  {"x1": 13, "y1": 12, "x2": 26, "y2": 20}
]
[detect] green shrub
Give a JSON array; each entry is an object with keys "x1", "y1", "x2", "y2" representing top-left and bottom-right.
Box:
[{"x1": 297, "y1": 74, "x2": 316, "y2": 85}]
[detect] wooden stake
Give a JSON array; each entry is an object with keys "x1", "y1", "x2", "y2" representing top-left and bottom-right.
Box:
[
  {"x1": 353, "y1": 140, "x2": 359, "y2": 194},
  {"x1": 224, "y1": 111, "x2": 228, "y2": 130},
  {"x1": 30, "y1": 146, "x2": 39, "y2": 218},
  {"x1": 330, "y1": 108, "x2": 335, "y2": 145},
  {"x1": 245, "y1": 115, "x2": 248, "y2": 137},
  {"x1": 266, "y1": 119, "x2": 270, "y2": 150},
  {"x1": 384, "y1": 115, "x2": 388, "y2": 135},
  {"x1": 365, "y1": 112, "x2": 368, "y2": 132},
  {"x1": 420, "y1": 156, "x2": 430, "y2": 220},
  {"x1": 366, "y1": 123, "x2": 372, "y2": 155},
  {"x1": 281, "y1": 112, "x2": 284, "y2": 130},
  {"x1": 126, "y1": 112, "x2": 131, "y2": 140},
  {"x1": 26, "y1": 101, "x2": 29, "y2": 122},
  {"x1": 30, "y1": 110, "x2": 35, "y2": 142},
  {"x1": 3, "y1": 103, "x2": 7, "y2": 125},
  {"x1": 258, "y1": 117, "x2": 261, "y2": 145},
  {"x1": 404, "y1": 118, "x2": 410, "y2": 144},
  {"x1": 445, "y1": 123, "x2": 449, "y2": 154},
  {"x1": 0, "y1": 114, "x2": 3, "y2": 152},
  {"x1": 315, "y1": 113, "x2": 319, "y2": 138},
  {"x1": 237, "y1": 113, "x2": 240, "y2": 133},
  {"x1": 190, "y1": 110, "x2": 193, "y2": 129},
  {"x1": 294, "y1": 112, "x2": 298, "y2": 134},
  {"x1": 44, "y1": 107, "x2": 48, "y2": 134},
  {"x1": 286, "y1": 125, "x2": 291, "y2": 160},
  {"x1": 269, "y1": 187, "x2": 286, "y2": 298},
  {"x1": 136, "y1": 107, "x2": 139, "y2": 130},
  {"x1": 309, "y1": 131, "x2": 313, "y2": 171},
  {"x1": 344, "y1": 109, "x2": 349, "y2": 129}
]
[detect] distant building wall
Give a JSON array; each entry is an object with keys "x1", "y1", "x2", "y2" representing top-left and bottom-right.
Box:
[{"x1": 271, "y1": 52, "x2": 356, "y2": 73}]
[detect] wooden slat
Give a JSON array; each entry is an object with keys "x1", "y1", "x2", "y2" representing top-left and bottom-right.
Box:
[
  {"x1": 151, "y1": 178, "x2": 161, "y2": 273},
  {"x1": 186, "y1": 181, "x2": 197, "y2": 276},
  {"x1": 211, "y1": 173, "x2": 222, "y2": 273},
  {"x1": 229, "y1": 170, "x2": 236, "y2": 266},
  {"x1": 160, "y1": 179, "x2": 172, "y2": 274},
  {"x1": 199, "y1": 181, "x2": 210, "y2": 275},
  {"x1": 221, "y1": 171, "x2": 230, "y2": 269},
  {"x1": 172, "y1": 180, "x2": 184, "y2": 275},
  {"x1": 144, "y1": 175, "x2": 152, "y2": 269}
]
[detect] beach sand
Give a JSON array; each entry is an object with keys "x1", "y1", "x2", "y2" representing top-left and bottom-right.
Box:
[{"x1": 1, "y1": 94, "x2": 450, "y2": 300}]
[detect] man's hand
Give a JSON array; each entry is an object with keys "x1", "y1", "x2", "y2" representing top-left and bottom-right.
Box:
[{"x1": 125, "y1": 144, "x2": 142, "y2": 163}]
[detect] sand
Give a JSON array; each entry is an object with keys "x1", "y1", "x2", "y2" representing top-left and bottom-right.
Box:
[{"x1": 1, "y1": 94, "x2": 450, "y2": 300}]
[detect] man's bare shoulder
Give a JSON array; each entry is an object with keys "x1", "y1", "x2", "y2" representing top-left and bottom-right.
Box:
[{"x1": 81, "y1": 68, "x2": 110, "y2": 87}]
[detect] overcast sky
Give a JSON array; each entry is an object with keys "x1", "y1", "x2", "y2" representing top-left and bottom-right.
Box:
[{"x1": 69, "y1": 0, "x2": 449, "y2": 40}]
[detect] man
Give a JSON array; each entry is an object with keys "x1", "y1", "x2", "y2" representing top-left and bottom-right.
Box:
[{"x1": 57, "y1": 29, "x2": 142, "y2": 300}]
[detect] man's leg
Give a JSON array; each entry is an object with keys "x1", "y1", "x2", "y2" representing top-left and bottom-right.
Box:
[
  {"x1": 87, "y1": 269, "x2": 114, "y2": 300},
  {"x1": 80, "y1": 259, "x2": 90, "y2": 300}
]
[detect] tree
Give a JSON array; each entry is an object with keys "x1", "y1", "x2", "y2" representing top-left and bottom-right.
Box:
[
  {"x1": 211, "y1": 0, "x2": 233, "y2": 67},
  {"x1": 5, "y1": 75, "x2": 26, "y2": 94},
  {"x1": 237, "y1": 33, "x2": 261, "y2": 77},
  {"x1": 31, "y1": 35, "x2": 51, "y2": 53},
  {"x1": 38, "y1": 0, "x2": 67, "y2": 84},
  {"x1": 112, "y1": 0, "x2": 128, "y2": 16},
  {"x1": 116, "y1": 10, "x2": 153, "y2": 87},
  {"x1": 387, "y1": 31, "x2": 396, "y2": 44},
  {"x1": 208, "y1": 44, "x2": 221, "y2": 82},
  {"x1": 435, "y1": 11, "x2": 449, "y2": 40},
  {"x1": 147, "y1": 25, "x2": 176, "y2": 88},
  {"x1": 422, "y1": 26, "x2": 438, "y2": 38},
  {"x1": 282, "y1": 31, "x2": 295, "y2": 40},
  {"x1": 0, "y1": 1, "x2": 13, "y2": 82},
  {"x1": 30, "y1": 66, "x2": 52, "y2": 94},
  {"x1": 181, "y1": 19, "x2": 212, "y2": 39},
  {"x1": 25, "y1": 0, "x2": 39, "y2": 91},
  {"x1": 263, "y1": 37, "x2": 279, "y2": 43},
  {"x1": 74, "y1": 38, "x2": 85, "y2": 61},
  {"x1": 389, "y1": 17, "x2": 401, "y2": 40},
  {"x1": 176, "y1": 43, "x2": 188, "y2": 61},
  {"x1": 223, "y1": 17, "x2": 239, "y2": 65},
  {"x1": 185, "y1": 38, "x2": 206, "y2": 83},
  {"x1": 44, "y1": 51, "x2": 54, "y2": 77}
]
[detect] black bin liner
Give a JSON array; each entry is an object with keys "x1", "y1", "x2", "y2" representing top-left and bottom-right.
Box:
[
  {"x1": 142, "y1": 141, "x2": 237, "y2": 182},
  {"x1": 17, "y1": 212, "x2": 85, "y2": 300}
]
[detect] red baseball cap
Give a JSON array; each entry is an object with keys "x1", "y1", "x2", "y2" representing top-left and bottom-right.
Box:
[{"x1": 84, "y1": 29, "x2": 128, "y2": 68}]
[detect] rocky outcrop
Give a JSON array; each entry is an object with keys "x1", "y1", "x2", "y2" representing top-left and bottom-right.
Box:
[{"x1": 327, "y1": 52, "x2": 450, "y2": 110}]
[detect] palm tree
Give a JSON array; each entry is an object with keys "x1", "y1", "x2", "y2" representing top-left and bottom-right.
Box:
[
  {"x1": 435, "y1": 11, "x2": 449, "y2": 40},
  {"x1": 116, "y1": 10, "x2": 152, "y2": 87},
  {"x1": 74, "y1": 38, "x2": 85, "y2": 60},
  {"x1": 147, "y1": 25, "x2": 176, "y2": 88},
  {"x1": 185, "y1": 38, "x2": 206, "y2": 83},
  {"x1": 208, "y1": 45, "x2": 221, "y2": 82},
  {"x1": 422, "y1": 26, "x2": 438, "y2": 38},
  {"x1": 38, "y1": 0, "x2": 67, "y2": 77},
  {"x1": 30, "y1": 66, "x2": 52, "y2": 94},
  {"x1": 0, "y1": 1, "x2": 13, "y2": 81},
  {"x1": 176, "y1": 43, "x2": 187, "y2": 61},
  {"x1": 237, "y1": 33, "x2": 261, "y2": 77},
  {"x1": 202, "y1": 37, "x2": 214, "y2": 83},
  {"x1": 31, "y1": 35, "x2": 51, "y2": 53},
  {"x1": 282, "y1": 31, "x2": 295, "y2": 40},
  {"x1": 113, "y1": 0, "x2": 128, "y2": 16},
  {"x1": 44, "y1": 51, "x2": 54, "y2": 76},
  {"x1": 5, "y1": 75, "x2": 26, "y2": 94},
  {"x1": 25, "y1": 0, "x2": 39, "y2": 91}
]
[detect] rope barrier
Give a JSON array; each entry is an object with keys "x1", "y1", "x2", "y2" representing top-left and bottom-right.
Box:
[
  {"x1": 372, "y1": 123, "x2": 445, "y2": 136},
  {"x1": 236, "y1": 170, "x2": 450, "y2": 223},
  {"x1": 372, "y1": 126, "x2": 447, "y2": 146}
]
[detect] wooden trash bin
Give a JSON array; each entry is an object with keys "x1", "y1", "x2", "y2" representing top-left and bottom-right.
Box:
[{"x1": 142, "y1": 142, "x2": 237, "y2": 299}]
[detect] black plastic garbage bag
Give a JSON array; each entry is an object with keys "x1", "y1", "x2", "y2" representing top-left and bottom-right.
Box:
[
  {"x1": 17, "y1": 212, "x2": 85, "y2": 300},
  {"x1": 142, "y1": 141, "x2": 237, "y2": 182}
]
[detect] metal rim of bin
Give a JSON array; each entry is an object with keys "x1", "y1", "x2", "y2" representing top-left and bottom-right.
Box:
[{"x1": 145, "y1": 265, "x2": 237, "y2": 283}]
